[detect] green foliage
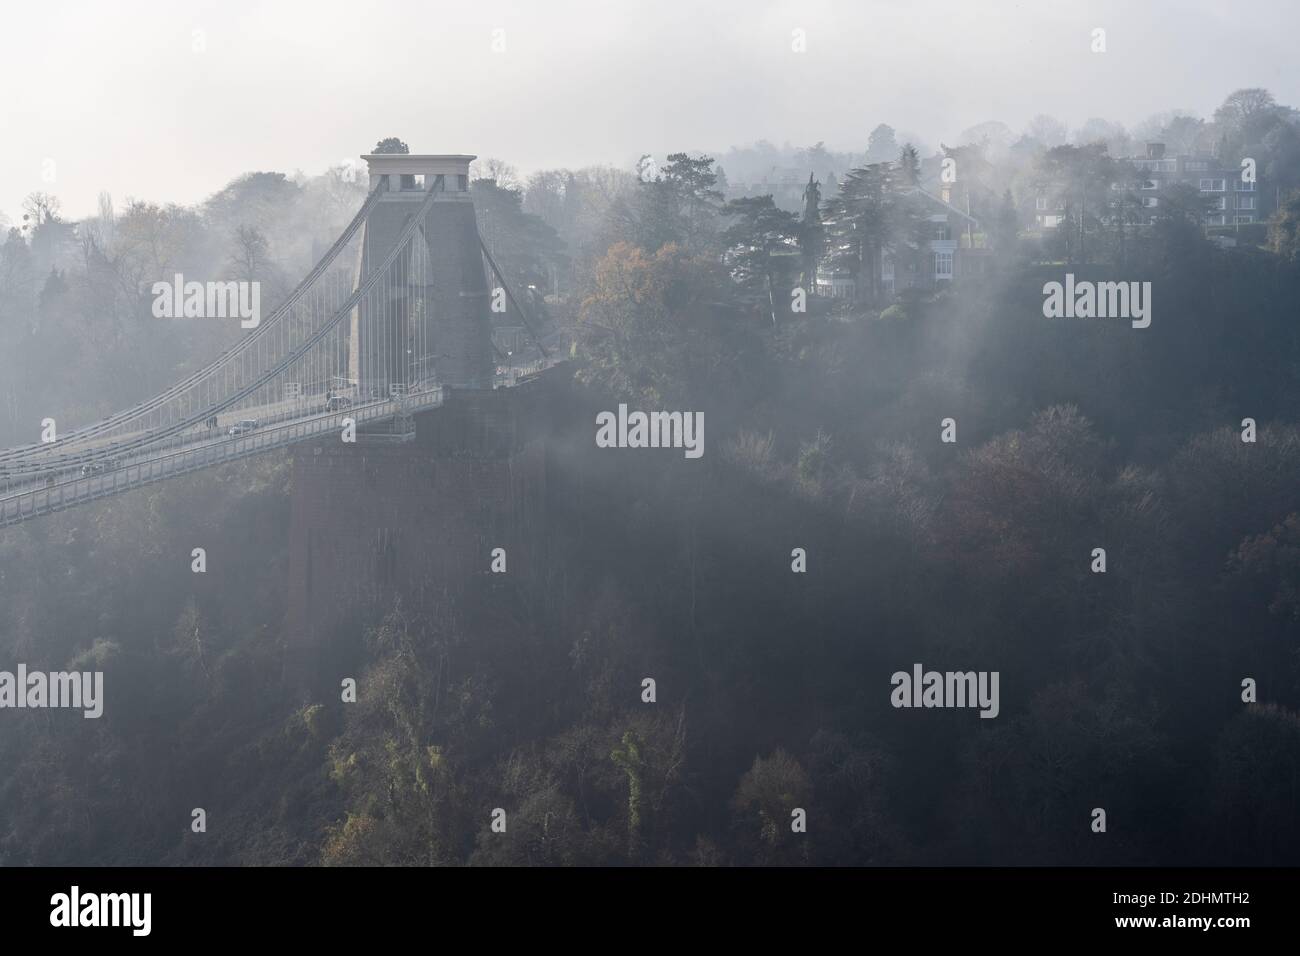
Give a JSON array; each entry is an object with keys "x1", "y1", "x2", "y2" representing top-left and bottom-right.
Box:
[
  {"x1": 721, "y1": 194, "x2": 801, "y2": 305},
  {"x1": 866, "y1": 123, "x2": 899, "y2": 163},
  {"x1": 1033, "y1": 143, "x2": 1120, "y2": 264},
  {"x1": 731, "y1": 750, "x2": 812, "y2": 864},
  {"x1": 610, "y1": 730, "x2": 644, "y2": 855},
  {"x1": 821, "y1": 159, "x2": 933, "y2": 305},
  {"x1": 371, "y1": 137, "x2": 410, "y2": 154},
  {"x1": 624, "y1": 153, "x2": 724, "y2": 256},
  {"x1": 575, "y1": 240, "x2": 763, "y2": 409},
  {"x1": 796, "y1": 429, "x2": 832, "y2": 487},
  {"x1": 472, "y1": 178, "x2": 567, "y2": 297}
]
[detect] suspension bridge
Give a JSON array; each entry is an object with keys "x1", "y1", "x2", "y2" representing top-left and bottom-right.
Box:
[{"x1": 0, "y1": 153, "x2": 555, "y2": 528}]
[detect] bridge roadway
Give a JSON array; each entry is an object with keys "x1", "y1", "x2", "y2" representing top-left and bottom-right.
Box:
[
  {"x1": 0, "y1": 358, "x2": 558, "y2": 528},
  {"x1": 0, "y1": 388, "x2": 445, "y2": 527},
  {"x1": 0, "y1": 380, "x2": 441, "y2": 476}
]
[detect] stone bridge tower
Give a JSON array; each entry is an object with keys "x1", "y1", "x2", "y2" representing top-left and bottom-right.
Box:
[{"x1": 350, "y1": 153, "x2": 493, "y2": 392}]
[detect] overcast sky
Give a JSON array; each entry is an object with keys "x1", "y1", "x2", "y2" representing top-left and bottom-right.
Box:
[{"x1": 3, "y1": 0, "x2": 1297, "y2": 221}]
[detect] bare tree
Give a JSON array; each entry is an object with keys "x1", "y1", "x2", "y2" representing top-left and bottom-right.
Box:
[
  {"x1": 471, "y1": 157, "x2": 520, "y2": 189},
  {"x1": 1026, "y1": 114, "x2": 1068, "y2": 148},
  {"x1": 21, "y1": 192, "x2": 61, "y2": 227},
  {"x1": 523, "y1": 169, "x2": 569, "y2": 231},
  {"x1": 230, "y1": 225, "x2": 271, "y2": 281}
]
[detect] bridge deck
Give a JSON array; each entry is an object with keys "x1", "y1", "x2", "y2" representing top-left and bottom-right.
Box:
[{"x1": 0, "y1": 390, "x2": 444, "y2": 528}]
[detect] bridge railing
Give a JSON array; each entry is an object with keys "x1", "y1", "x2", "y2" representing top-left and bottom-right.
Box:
[{"x1": 0, "y1": 388, "x2": 444, "y2": 527}]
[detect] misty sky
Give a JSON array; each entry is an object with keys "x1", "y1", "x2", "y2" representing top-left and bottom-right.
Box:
[{"x1": 3, "y1": 0, "x2": 1297, "y2": 221}]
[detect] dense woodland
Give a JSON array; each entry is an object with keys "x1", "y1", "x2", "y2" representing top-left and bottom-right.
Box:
[{"x1": 2, "y1": 90, "x2": 1300, "y2": 865}]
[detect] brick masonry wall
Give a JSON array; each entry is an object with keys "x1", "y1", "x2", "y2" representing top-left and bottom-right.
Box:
[{"x1": 284, "y1": 372, "x2": 566, "y2": 683}]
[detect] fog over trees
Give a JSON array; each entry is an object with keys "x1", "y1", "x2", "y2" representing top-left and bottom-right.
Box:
[{"x1": 3, "y1": 85, "x2": 1300, "y2": 866}]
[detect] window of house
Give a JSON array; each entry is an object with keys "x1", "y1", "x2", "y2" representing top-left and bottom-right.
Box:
[
  {"x1": 1236, "y1": 215, "x2": 1255, "y2": 224},
  {"x1": 1207, "y1": 214, "x2": 1227, "y2": 225},
  {"x1": 1234, "y1": 180, "x2": 1255, "y2": 192},
  {"x1": 1200, "y1": 178, "x2": 1226, "y2": 192},
  {"x1": 1143, "y1": 196, "x2": 1159, "y2": 208},
  {"x1": 1036, "y1": 196, "x2": 1049, "y2": 211},
  {"x1": 1238, "y1": 196, "x2": 1255, "y2": 210},
  {"x1": 1209, "y1": 196, "x2": 1226, "y2": 210},
  {"x1": 1141, "y1": 179, "x2": 1159, "y2": 190},
  {"x1": 932, "y1": 223, "x2": 951, "y2": 241},
  {"x1": 934, "y1": 251, "x2": 953, "y2": 279}
]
